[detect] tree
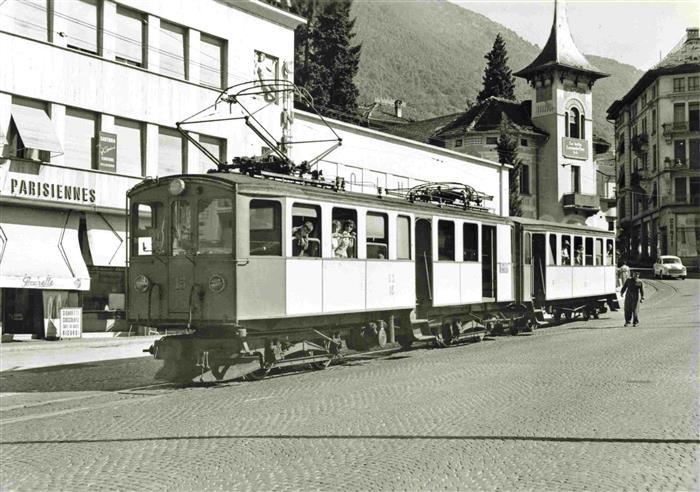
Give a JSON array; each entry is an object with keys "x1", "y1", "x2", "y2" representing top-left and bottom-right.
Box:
[
  {"x1": 293, "y1": 0, "x2": 361, "y2": 116},
  {"x1": 496, "y1": 114, "x2": 522, "y2": 217},
  {"x1": 477, "y1": 34, "x2": 516, "y2": 103}
]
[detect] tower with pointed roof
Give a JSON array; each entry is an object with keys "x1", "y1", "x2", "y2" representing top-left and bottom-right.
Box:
[{"x1": 515, "y1": 0, "x2": 608, "y2": 226}]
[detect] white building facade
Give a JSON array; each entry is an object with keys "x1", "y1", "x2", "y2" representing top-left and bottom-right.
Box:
[{"x1": 0, "y1": 0, "x2": 508, "y2": 338}]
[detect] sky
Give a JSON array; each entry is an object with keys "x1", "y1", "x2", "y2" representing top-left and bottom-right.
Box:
[{"x1": 449, "y1": 0, "x2": 699, "y2": 71}]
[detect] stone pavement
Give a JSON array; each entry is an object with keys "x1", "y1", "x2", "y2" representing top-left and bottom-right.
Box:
[{"x1": 0, "y1": 278, "x2": 697, "y2": 491}]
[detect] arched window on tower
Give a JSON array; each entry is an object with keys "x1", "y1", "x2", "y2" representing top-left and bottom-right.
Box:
[{"x1": 569, "y1": 107, "x2": 581, "y2": 139}]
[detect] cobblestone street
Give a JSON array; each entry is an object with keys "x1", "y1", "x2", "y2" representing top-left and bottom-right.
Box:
[{"x1": 1, "y1": 278, "x2": 698, "y2": 491}]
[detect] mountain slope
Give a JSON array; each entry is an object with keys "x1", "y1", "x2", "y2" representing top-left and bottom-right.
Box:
[{"x1": 350, "y1": 0, "x2": 642, "y2": 142}]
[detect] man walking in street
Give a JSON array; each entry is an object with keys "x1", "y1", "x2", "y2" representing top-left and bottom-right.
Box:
[{"x1": 620, "y1": 271, "x2": 644, "y2": 326}]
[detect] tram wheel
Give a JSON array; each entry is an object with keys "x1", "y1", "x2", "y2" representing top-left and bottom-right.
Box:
[
  {"x1": 565, "y1": 311, "x2": 573, "y2": 321},
  {"x1": 524, "y1": 318, "x2": 535, "y2": 333},
  {"x1": 441, "y1": 322, "x2": 454, "y2": 345}
]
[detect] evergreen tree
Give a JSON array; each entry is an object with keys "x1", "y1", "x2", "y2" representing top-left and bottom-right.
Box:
[
  {"x1": 477, "y1": 34, "x2": 516, "y2": 103},
  {"x1": 293, "y1": 0, "x2": 361, "y2": 116},
  {"x1": 496, "y1": 114, "x2": 522, "y2": 217}
]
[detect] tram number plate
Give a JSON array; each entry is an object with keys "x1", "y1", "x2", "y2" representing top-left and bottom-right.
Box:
[{"x1": 388, "y1": 273, "x2": 396, "y2": 296}]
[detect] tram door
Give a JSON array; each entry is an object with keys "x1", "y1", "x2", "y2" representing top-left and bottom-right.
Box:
[
  {"x1": 415, "y1": 219, "x2": 433, "y2": 305},
  {"x1": 168, "y1": 199, "x2": 195, "y2": 314},
  {"x1": 532, "y1": 233, "x2": 547, "y2": 302},
  {"x1": 482, "y1": 225, "x2": 496, "y2": 298}
]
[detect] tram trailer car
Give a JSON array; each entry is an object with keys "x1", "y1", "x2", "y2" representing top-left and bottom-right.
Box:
[{"x1": 126, "y1": 173, "x2": 618, "y2": 382}]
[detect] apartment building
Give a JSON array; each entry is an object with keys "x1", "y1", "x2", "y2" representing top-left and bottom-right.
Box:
[{"x1": 607, "y1": 27, "x2": 700, "y2": 268}]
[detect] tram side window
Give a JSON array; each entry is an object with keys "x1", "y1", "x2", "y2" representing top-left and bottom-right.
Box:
[
  {"x1": 548, "y1": 234, "x2": 557, "y2": 265},
  {"x1": 438, "y1": 220, "x2": 455, "y2": 261},
  {"x1": 397, "y1": 215, "x2": 411, "y2": 260},
  {"x1": 584, "y1": 237, "x2": 594, "y2": 265},
  {"x1": 250, "y1": 200, "x2": 281, "y2": 256},
  {"x1": 573, "y1": 236, "x2": 583, "y2": 265},
  {"x1": 561, "y1": 235, "x2": 571, "y2": 265},
  {"x1": 292, "y1": 203, "x2": 321, "y2": 257},
  {"x1": 171, "y1": 200, "x2": 193, "y2": 256},
  {"x1": 366, "y1": 212, "x2": 388, "y2": 259},
  {"x1": 606, "y1": 239, "x2": 615, "y2": 265},
  {"x1": 524, "y1": 232, "x2": 531, "y2": 265},
  {"x1": 463, "y1": 223, "x2": 479, "y2": 261},
  {"x1": 595, "y1": 238, "x2": 603, "y2": 266},
  {"x1": 132, "y1": 202, "x2": 164, "y2": 256},
  {"x1": 331, "y1": 207, "x2": 357, "y2": 258},
  {"x1": 198, "y1": 198, "x2": 233, "y2": 255}
]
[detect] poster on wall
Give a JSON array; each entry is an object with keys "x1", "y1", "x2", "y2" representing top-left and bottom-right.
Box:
[
  {"x1": 98, "y1": 132, "x2": 117, "y2": 172},
  {"x1": 59, "y1": 308, "x2": 83, "y2": 339}
]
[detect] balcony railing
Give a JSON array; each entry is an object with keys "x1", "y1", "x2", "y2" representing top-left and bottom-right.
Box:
[
  {"x1": 631, "y1": 133, "x2": 649, "y2": 155},
  {"x1": 660, "y1": 194, "x2": 700, "y2": 207},
  {"x1": 563, "y1": 192, "x2": 599, "y2": 215},
  {"x1": 664, "y1": 157, "x2": 688, "y2": 169}
]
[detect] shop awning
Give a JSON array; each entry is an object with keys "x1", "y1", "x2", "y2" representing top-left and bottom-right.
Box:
[
  {"x1": 11, "y1": 105, "x2": 63, "y2": 154},
  {"x1": 0, "y1": 206, "x2": 90, "y2": 290},
  {"x1": 86, "y1": 213, "x2": 126, "y2": 267}
]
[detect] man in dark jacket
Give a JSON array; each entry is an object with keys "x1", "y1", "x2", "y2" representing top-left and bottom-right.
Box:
[{"x1": 620, "y1": 271, "x2": 644, "y2": 326}]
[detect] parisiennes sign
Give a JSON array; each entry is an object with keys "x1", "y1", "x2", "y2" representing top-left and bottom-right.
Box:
[{"x1": 10, "y1": 178, "x2": 96, "y2": 203}]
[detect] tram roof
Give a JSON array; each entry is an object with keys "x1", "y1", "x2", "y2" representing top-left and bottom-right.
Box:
[{"x1": 510, "y1": 216, "x2": 614, "y2": 236}]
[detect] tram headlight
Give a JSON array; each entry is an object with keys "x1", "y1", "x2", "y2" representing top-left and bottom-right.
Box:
[
  {"x1": 134, "y1": 274, "x2": 151, "y2": 293},
  {"x1": 168, "y1": 178, "x2": 186, "y2": 196},
  {"x1": 208, "y1": 274, "x2": 226, "y2": 293}
]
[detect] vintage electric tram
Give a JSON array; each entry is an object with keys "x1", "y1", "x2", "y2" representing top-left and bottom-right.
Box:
[
  {"x1": 127, "y1": 171, "x2": 618, "y2": 382},
  {"x1": 126, "y1": 80, "x2": 618, "y2": 382}
]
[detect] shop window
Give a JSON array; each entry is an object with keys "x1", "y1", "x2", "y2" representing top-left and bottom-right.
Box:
[
  {"x1": 198, "y1": 134, "x2": 226, "y2": 173},
  {"x1": 437, "y1": 220, "x2": 455, "y2": 261},
  {"x1": 560, "y1": 235, "x2": 572, "y2": 265},
  {"x1": 595, "y1": 238, "x2": 603, "y2": 266},
  {"x1": 584, "y1": 237, "x2": 594, "y2": 265},
  {"x1": 292, "y1": 203, "x2": 321, "y2": 257},
  {"x1": 573, "y1": 236, "x2": 583, "y2": 265},
  {"x1": 64, "y1": 107, "x2": 97, "y2": 170},
  {"x1": 366, "y1": 212, "x2": 388, "y2": 259},
  {"x1": 115, "y1": 118, "x2": 143, "y2": 176},
  {"x1": 115, "y1": 6, "x2": 145, "y2": 67},
  {"x1": 463, "y1": 223, "x2": 479, "y2": 261},
  {"x1": 200, "y1": 34, "x2": 225, "y2": 88},
  {"x1": 160, "y1": 20, "x2": 188, "y2": 79},
  {"x1": 548, "y1": 234, "x2": 557, "y2": 265},
  {"x1": 197, "y1": 198, "x2": 233, "y2": 255},
  {"x1": 158, "y1": 128, "x2": 184, "y2": 175},
  {"x1": 397, "y1": 215, "x2": 411, "y2": 260},
  {"x1": 523, "y1": 232, "x2": 531, "y2": 265},
  {"x1": 171, "y1": 200, "x2": 193, "y2": 256},
  {"x1": 132, "y1": 202, "x2": 164, "y2": 255},
  {"x1": 249, "y1": 200, "x2": 281, "y2": 256},
  {"x1": 7, "y1": 0, "x2": 49, "y2": 41},
  {"x1": 56, "y1": 0, "x2": 99, "y2": 54},
  {"x1": 332, "y1": 207, "x2": 357, "y2": 258},
  {"x1": 81, "y1": 268, "x2": 126, "y2": 311}
]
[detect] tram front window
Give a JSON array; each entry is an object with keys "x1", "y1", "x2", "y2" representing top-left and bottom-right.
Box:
[
  {"x1": 171, "y1": 200, "x2": 193, "y2": 256},
  {"x1": 132, "y1": 202, "x2": 165, "y2": 256},
  {"x1": 198, "y1": 198, "x2": 233, "y2": 255}
]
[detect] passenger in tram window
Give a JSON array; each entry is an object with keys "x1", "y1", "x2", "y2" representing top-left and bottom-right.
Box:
[
  {"x1": 561, "y1": 239, "x2": 571, "y2": 265},
  {"x1": 607, "y1": 243, "x2": 614, "y2": 264},
  {"x1": 292, "y1": 221, "x2": 314, "y2": 256},
  {"x1": 335, "y1": 219, "x2": 356, "y2": 258},
  {"x1": 331, "y1": 220, "x2": 342, "y2": 257},
  {"x1": 574, "y1": 245, "x2": 583, "y2": 265}
]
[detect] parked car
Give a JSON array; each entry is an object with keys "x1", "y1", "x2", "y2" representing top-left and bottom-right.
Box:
[{"x1": 653, "y1": 256, "x2": 687, "y2": 279}]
